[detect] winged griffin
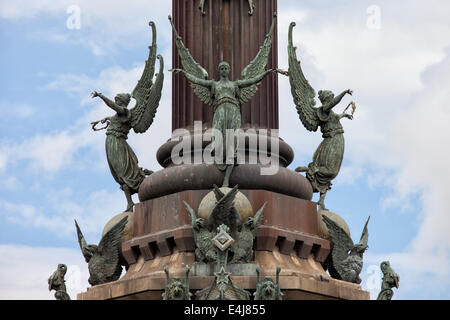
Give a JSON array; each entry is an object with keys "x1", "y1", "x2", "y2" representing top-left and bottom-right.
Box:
[
  {"x1": 288, "y1": 22, "x2": 356, "y2": 211},
  {"x1": 184, "y1": 185, "x2": 266, "y2": 263},
  {"x1": 322, "y1": 215, "x2": 370, "y2": 284},
  {"x1": 75, "y1": 216, "x2": 128, "y2": 286},
  {"x1": 169, "y1": 14, "x2": 277, "y2": 187},
  {"x1": 91, "y1": 21, "x2": 164, "y2": 212}
]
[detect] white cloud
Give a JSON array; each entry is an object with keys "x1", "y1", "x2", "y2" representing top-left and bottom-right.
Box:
[{"x1": 0, "y1": 244, "x2": 90, "y2": 300}]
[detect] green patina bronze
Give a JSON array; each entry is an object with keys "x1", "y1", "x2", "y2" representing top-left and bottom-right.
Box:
[
  {"x1": 184, "y1": 185, "x2": 266, "y2": 264},
  {"x1": 162, "y1": 266, "x2": 192, "y2": 300},
  {"x1": 169, "y1": 14, "x2": 276, "y2": 187},
  {"x1": 231, "y1": 202, "x2": 266, "y2": 263},
  {"x1": 91, "y1": 22, "x2": 164, "y2": 212},
  {"x1": 288, "y1": 22, "x2": 356, "y2": 211},
  {"x1": 377, "y1": 261, "x2": 400, "y2": 300},
  {"x1": 195, "y1": 224, "x2": 251, "y2": 300},
  {"x1": 75, "y1": 216, "x2": 128, "y2": 286},
  {"x1": 199, "y1": 0, "x2": 256, "y2": 15},
  {"x1": 322, "y1": 215, "x2": 370, "y2": 284},
  {"x1": 254, "y1": 265, "x2": 283, "y2": 300},
  {"x1": 48, "y1": 264, "x2": 70, "y2": 300}
]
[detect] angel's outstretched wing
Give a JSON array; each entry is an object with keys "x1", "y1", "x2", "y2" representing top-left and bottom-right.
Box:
[
  {"x1": 169, "y1": 15, "x2": 212, "y2": 105},
  {"x1": 239, "y1": 13, "x2": 277, "y2": 104},
  {"x1": 322, "y1": 215, "x2": 354, "y2": 277},
  {"x1": 130, "y1": 22, "x2": 164, "y2": 134},
  {"x1": 288, "y1": 22, "x2": 319, "y2": 132},
  {"x1": 94, "y1": 216, "x2": 128, "y2": 280},
  {"x1": 358, "y1": 216, "x2": 370, "y2": 247}
]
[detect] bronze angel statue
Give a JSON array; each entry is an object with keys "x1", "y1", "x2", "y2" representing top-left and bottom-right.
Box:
[
  {"x1": 288, "y1": 22, "x2": 356, "y2": 211},
  {"x1": 169, "y1": 14, "x2": 277, "y2": 187},
  {"x1": 91, "y1": 21, "x2": 164, "y2": 212}
]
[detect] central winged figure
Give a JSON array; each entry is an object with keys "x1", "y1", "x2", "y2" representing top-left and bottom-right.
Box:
[
  {"x1": 169, "y1": 14, "x2": 277, "y2": 187},
  {"x1": 91, "y1": 21, "x2": 164, "y2": 212}
]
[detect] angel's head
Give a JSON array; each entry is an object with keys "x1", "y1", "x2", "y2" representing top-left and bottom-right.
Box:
[
  {"x1": 318, "y1": 90, "x2": 334, "y2": 104},
  {"x1": 218, "y1": 61, "x2": 231, "y2": 79},
  {"x1": 115, "y1": 93, "x2": 131, "y2": 107}
]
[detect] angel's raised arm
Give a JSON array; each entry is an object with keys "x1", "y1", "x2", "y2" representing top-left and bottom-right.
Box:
[
  {"x1": 237, "y1": 69, "x2": 273, "y2": 88},
  {"x1": 172, "y1": 69, "x2": 213, "y2": 88},
  {"x1": 323, "y1": 89, "x2": 353, "y2": 112},
  {"x1": 92, "y1": 92, "x2": 127, "y2": 115}
]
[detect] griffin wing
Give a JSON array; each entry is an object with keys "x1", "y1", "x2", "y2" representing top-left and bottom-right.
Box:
[
  {"x1": 210, "y1": 185, "x2": 239, "y2": 223},
  {"x1": 288, "y1": 22, "x2": 319, "y2": 132},
  {"x1": 130, "y1": 21, "x2": 164, "y2": 134},
  {"x1": 239, "y1": 13, "x2": 277, "y2": 104},
  {"x1": 95, "y1": 216, "x2": 128, "y2": 279},
  {"x1": 183, "y1": 201, "x2": 197, "y2": 229},
  {"x1": 251, "y1": 202, "x2": 267, "y2": 236},
  {"x1": 358, "y1": 216, "x2": 370, "y2": 247},
  {"x1": 169, "y1": 15, "x2": 212, "y2": 105},
  {"x1": 322, "y1": 215, "x2": 354, "y2": 277},
  {"x1": 74, "y1": 220, "x2": 90, "y2": 262}
]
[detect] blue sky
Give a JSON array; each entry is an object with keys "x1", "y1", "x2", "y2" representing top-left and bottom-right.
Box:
[{"x1": 0, "y1": 0, "x2": 449, "y2": 299}]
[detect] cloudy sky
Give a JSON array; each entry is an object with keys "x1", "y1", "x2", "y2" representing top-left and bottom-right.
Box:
[{"x1": 0, "y1": 0, "x2": 449, "y2": 300}]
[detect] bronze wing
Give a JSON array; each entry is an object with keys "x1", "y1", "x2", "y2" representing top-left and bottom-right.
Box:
[
  {"x1": 251, "y1": 202, "x2": 267, "y2": 236},
  {"x1": 288, "y1": 22, "x2": 319, "y2": 132},
  {"x1": 322, "y1": 214, "x2": 354, "y2": 279},
  {"x1": 358, "y1": 216, "x2": 370, "y2": 247},
  {"x1": 239, "y1": 13, "x2": 277, "y2": 104},
  {"x1": 92, "y1": 216, "x2": 128, "y2": 281},
  {"x1": 74, "y1": 219, "x2": 90, "y2": 262},
  {"x1": 169, "y1": 15, "x2": 212, "y2": 105},
  {"x1": 130, "y1": 21, "x2": 164, "y2": 134}
]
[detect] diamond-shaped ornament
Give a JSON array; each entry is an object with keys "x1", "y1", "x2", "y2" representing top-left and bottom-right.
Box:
[{"x1": 212, "y1": 229, "x2": 234, "y2": 251}]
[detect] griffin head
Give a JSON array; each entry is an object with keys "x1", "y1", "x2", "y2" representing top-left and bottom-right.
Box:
[{"x1": 351, "y1": 243, "x2": 368, "y2": 256}]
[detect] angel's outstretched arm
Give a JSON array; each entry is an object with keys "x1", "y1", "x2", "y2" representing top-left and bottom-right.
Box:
[
  {"x1": 171, "y1": 69, "x2": 212, "y2": 88},
  {"x1": 92, "y1": 92, "x2": 127, "y2": 115},
  {"x1": 323, "y1": 89, "x2": 353, "y2": 112},
  {"x1": 237, "y1": 69, "x2": 273, "y2": 88}
]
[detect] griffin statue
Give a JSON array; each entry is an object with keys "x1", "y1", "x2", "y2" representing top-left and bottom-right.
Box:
[
  {"x1": 287, "y1": 22, "x2": 356, "y2": 211},
  {"x1": 377, "y1": 261, "x2": 400, "y2": 300},
  {"x1": 254, "y1": 265, "x2": 283, "y2": 300},
  {"x1": 199, "y1": 0, "x2": 256, "y2": 15},
  {"x1": 184, "y1": 185, "x2": 267, "y2": 264},
  {"x1": 162, "y1": 266, "x2": 192, "y2": 300},
  {"x1": 231, "y1": 202, "x2": 266, "y2": 263},
  {"x1": 322, "y1": 215, "x2": 370, "y2": 284},
  {"x1": 183, "y1": 200, "x2": 217, "y2": 263},
  {"x1": 75, "y1": 216, "x2": 128, "y2": 286},
  {"x1": 169, "y1": 14, "x2": 277, "y2": 187},
  {"x1": 48, "y1": 264, "x2": 70, "y2": 300},
  {"x1": 91, "y1": 21, "x2": 164, "y2": 212}
]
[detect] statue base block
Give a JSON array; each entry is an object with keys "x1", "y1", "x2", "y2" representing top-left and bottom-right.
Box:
[{"x1": 77, "y1": 249, "x2": 369, "y2": 300}]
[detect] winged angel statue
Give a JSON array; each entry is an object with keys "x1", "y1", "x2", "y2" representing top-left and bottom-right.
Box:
[
  {"x1": 288, "y1": 23, "x2": 356, "y2": 211},
  {"x1": 91, "y1": 22, "x2": 164, "y2": 212},
  {"x1": 169, "y1": 14, "x2": 277, "y2": 187}
]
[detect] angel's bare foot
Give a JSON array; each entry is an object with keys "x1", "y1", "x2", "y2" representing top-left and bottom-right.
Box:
[{"x1": 295, "y1": 166, "x2": 308, "y2": 173}]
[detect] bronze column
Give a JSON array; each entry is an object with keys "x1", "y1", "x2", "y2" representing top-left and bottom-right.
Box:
[{"x1": 171, "y1": 0, "x2": 279, "y2": 131}]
